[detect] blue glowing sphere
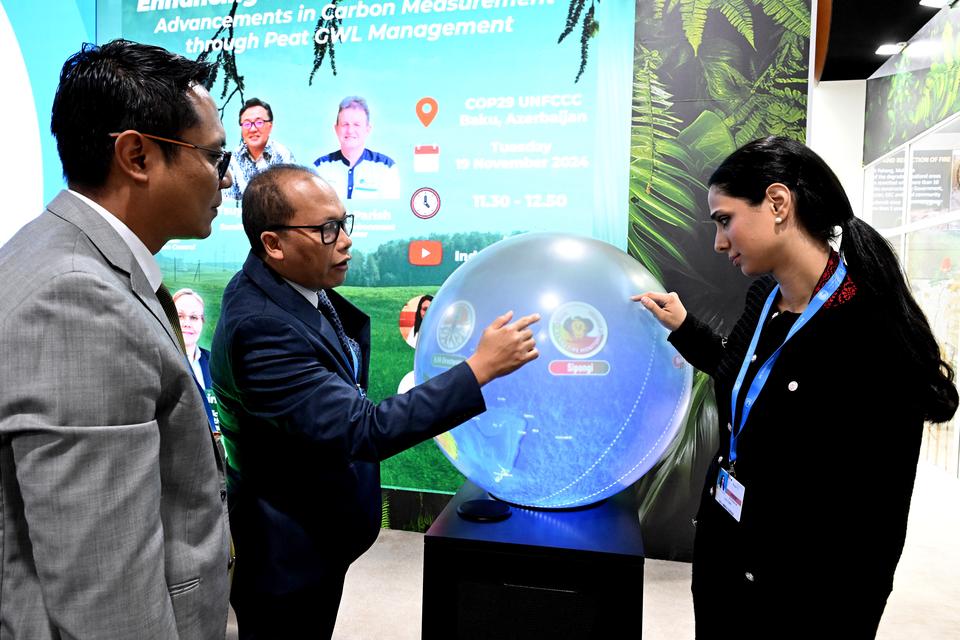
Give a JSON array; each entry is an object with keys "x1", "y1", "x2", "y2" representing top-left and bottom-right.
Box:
[{"x1": 414, "y1": 233, "x2": 692, "y2": 509}]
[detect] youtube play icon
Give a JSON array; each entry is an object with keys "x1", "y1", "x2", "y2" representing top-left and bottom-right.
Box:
[{"x1": 408, "y1": 240, "x2": 443, "y2": 266}]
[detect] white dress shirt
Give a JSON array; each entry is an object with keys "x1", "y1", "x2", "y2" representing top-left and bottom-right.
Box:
[{"x1": 68, "y1": 189, "x2": 162, "y2": 291}]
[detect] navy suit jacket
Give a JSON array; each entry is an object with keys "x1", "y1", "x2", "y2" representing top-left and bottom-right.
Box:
[{"x1": 210, "y1": 253, "x2": 485, "y2": 596}]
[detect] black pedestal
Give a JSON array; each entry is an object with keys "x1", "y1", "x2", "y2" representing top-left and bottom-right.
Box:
[{"x1": 422, "y1": 482, "x2": 645, "y2": 640}]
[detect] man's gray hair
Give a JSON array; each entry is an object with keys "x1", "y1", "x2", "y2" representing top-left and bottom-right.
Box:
[{"x1": 337, "y1": 96, "x2": 370, "y2": 122}]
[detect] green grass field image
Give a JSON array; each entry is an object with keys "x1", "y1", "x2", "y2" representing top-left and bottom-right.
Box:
[{"x1": 161, "y1": 260, "x2": 464, "y2": 495}]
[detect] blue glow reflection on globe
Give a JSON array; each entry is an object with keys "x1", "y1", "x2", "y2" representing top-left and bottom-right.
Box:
[{"x1": 414, "y1": 233, "x2": 692, "y2": 509}]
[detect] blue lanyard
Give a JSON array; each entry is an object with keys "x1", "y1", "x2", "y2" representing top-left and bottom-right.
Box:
[
  {"x1": 184, "y1": 354, "x2": 218, "y2": 433},
  {"x1": 729, "y1": 259, "x2": 847, "y2": 468}
]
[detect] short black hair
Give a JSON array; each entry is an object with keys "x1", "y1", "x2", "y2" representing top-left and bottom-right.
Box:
[
  {"x1": 239, "y1": 97, "x2": 274, "y2": 123},
  {"x1": 242, "y1": 164, "x2": 317, "y2": 257},
  {"x1": 50, "y1": 39, "x2": 212, "y2": 189}
]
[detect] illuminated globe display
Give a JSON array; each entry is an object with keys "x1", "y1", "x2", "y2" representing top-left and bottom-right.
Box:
[{"x1": 414, "y1": 233, "x2": 692, "y2": 509}]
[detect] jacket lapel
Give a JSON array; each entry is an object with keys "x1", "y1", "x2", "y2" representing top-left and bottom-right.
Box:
[
  {"x1": 46, "y1": 191, "x2": 183, "y2": 352},
  {"x1": 241, "y1": 253, "x2": 356, "y2": 375},
  {"x1": 50, "y1": 192, "x2": 224, "y2": 469}
]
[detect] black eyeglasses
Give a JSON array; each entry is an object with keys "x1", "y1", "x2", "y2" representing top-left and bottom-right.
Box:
[
  {"x1": 240, "y1": 119, "x2": 272, "y2": 130},
  {"x1": 108, "y1": 132, "x2": 232, "y2": 181},
  {"x1": 267, "y1": 215, "x2": 354, "y2": 245}
]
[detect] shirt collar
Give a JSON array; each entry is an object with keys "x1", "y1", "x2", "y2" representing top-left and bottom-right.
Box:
[
  {"x1": 332, "y1": 148, "x2": 371, "y2": 166},
  {"x1": 238, "y1": 139, "x2": 274, "y2": 160},
  {"x1": 283, "y1": 277, "x2": 319, "y2": 308},
  {"x1": 68, "y1": 189, "x2": 162, "y2": 291}
]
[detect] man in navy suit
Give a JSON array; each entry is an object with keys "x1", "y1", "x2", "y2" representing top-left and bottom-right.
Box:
[{"x1": 210, "y1": 164, "x2": 539, "y2": 639}]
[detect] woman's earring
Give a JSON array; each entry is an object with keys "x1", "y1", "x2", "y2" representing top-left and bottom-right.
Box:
[{"x1": 775, "y1": 216, "x2": 783, "y2": 224}]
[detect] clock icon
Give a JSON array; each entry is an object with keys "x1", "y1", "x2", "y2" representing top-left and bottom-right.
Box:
[{"x1": 411, "y1": 187, "x2": 441, "y2": 219}]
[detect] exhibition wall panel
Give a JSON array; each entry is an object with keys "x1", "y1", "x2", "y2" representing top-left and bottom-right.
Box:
[
  {"x1": 863, "y1": 113, "x2": 960, "y2": 478},
  {"x1": 8, "y1": 0, "x2": 814, "y2": 558}
]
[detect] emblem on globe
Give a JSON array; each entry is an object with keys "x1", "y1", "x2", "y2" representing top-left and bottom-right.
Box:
[
  {"x1": 436, "y1": 300, "x2": 475, "y2": 353},
  {"x1": 414, "y1": 233, "x2": 692, "y2": 508},
  {"x1": 549, "y1": 301, "x2": 608, "y2": 359}
]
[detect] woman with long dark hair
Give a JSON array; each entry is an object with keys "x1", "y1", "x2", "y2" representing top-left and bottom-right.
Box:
[
  {"x1": 637, "y1": 136, "x2": 957, "y2": 638},
  {"x1": 407, "y1": 294, "x2": 433, "y2": 348}
]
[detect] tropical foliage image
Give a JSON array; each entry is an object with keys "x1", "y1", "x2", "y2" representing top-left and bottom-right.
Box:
[
  {"x1": 864, "y1": 8, "x2": 960, "y2": 164},
  {"x1": 625, "y1": 0, "x2": 810, "y2": 560}
]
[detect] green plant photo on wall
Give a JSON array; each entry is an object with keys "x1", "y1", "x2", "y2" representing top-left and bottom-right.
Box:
[{"x1": 865, "y1": 7, "x2": 960, "y2": 164}]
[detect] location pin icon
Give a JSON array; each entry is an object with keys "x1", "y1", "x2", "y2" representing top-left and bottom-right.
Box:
[{"x1": 416, "y1": 97, "x2": 438, "y2": 127}]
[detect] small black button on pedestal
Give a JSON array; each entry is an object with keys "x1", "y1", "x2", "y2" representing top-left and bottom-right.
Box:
[{"x1": 457, "y1": 498, "x2": 511, "y2": 523}]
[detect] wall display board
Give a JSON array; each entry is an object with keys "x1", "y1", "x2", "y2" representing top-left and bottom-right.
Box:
[
  {"x1": 910, "y1": 149, "x2": 954, "y2": 222},
  {"x1": 7, "y1": 0, "x2": 813, "y2": 558},
  {"x1": 113, "y1": 0, "x2": 637, "y2": 495},
  {"x1": 862, "y1": 114, "x2": 960, "y2": 478},
  {"x1": 113, "y1": 0, "x2": 812, "y2": 556},
  {"x1": 864, "y1": 150, "x2": 907, "y2": 230},
  {"x1": 863, "y1": 7, "x2": 960, "y2": 476},
  {"x1": 953, "y1": 149, "x2": 960, "y2": 213},
  {"x1": 864, "y1": 6, "x2": 960, "y2": 165}
]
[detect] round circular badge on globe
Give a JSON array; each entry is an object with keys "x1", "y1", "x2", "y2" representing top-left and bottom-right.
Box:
[
  {"x1": 549, "y1": 301, "x2": 607, "y2": 359},
  {"x1": 414, "y1": 233, "x2": 692, "y2": 509},
  {"x1": 436, "y1": 300, "x2": 475, "y2": 353}
]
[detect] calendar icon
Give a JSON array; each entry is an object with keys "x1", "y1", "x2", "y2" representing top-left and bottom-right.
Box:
[{"x1": 414, "y1": 145, "x2": 440, "y2": 173}]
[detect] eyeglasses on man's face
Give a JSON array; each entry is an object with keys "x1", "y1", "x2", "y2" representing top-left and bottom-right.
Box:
[
  {"x1": 108, "y1": 132, "x2": 232, "y2": 181},
  {"x1": 267, "y1": 214, "x2": 354, "y2": 245},
  {"x1": 241, "y1": 119, "x2": 272, "y2": 130}
]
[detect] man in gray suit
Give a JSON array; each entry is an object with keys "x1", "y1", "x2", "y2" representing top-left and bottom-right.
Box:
[{"x1": 0, "y1": 40, "x2": 233, "y2": 638}]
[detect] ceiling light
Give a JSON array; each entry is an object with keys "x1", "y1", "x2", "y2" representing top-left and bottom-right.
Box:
[
  {"x1": 918, "y1": 0, "x2": 950, "y2": 8},
  {"x1": 876, "y1": 43, "x2": 907, "y2": 55}
]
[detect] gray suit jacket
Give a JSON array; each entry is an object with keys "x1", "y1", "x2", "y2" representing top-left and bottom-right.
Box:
[{"x1": 0, "y1": 192, "x2": 230, "y2": 638}]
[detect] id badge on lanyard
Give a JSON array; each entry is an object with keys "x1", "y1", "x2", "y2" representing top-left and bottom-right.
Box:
[
  {"x1": 715, "y1": 467, "x2": 745, "y2": 521},
  {"x1": 715, "y1": 259, "x2": 847, "y2": 521}
]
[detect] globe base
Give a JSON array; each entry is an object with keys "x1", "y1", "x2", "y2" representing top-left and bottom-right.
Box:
[{"x1": 456, "y1": 498, "x2": 512, "y2": 523}]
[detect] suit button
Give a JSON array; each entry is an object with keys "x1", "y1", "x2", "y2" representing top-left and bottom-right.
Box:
[
  {"x1": 727, "y1": 422, "x2": 732, "y2": 432},
  {"x1": 750, "y1": 354, "x2": 757, "y2": 362},
  {"x1": 787, "y1": 381, "x2": 799, "y2": 391},
  {"x1": 220, "y1": 489, "x2": 227, "y2": 502},
  {"x1": 717, "y1": 455, "x2": 723, "y2": 463},
  {"x1": 745, "y1": 571, "x2": 755, "y2": 582}
]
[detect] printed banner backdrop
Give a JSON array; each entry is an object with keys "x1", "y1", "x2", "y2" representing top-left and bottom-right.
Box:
[
  {"x1": 864, "y1": 7, "x2": 960, "y2": 165},
  {"x1": 112, "y1": 0, "x2": 637, "y2": 493},
  {"x1": 8, "y1": 0, "x2": 813, "y2": 557}
]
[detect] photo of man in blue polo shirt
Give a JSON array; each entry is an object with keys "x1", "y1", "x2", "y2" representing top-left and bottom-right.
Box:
[{"x1": 313, "y1": 96, "x2": 400, "y2": 200}]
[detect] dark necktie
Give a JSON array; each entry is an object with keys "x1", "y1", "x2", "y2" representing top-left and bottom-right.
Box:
[
  {"x1": 317, "y1": 289, "x2": 361, "y2": 377},
  {"x1": 156, "y1": 283, "x2": 187, "y2": 355}
]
